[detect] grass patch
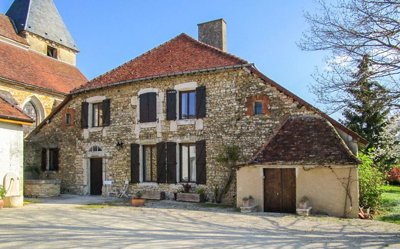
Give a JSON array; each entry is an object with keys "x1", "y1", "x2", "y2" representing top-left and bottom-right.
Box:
[
  {"x1": 76, "y1": 200, "x2": 129, "y2": 210},
  {"x1": 23, "y1": 199, "x2": 41, "y2": 206},
  {"x1": 200, "y1": 203, "x2": 233, "y2": 209},
  {"x1": 376, "y1": 185, "x2": 400, "y2": 224}
]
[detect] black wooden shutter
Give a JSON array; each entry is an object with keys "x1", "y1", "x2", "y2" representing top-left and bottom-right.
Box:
[
  {"x1": 81, "y1": 102, "x2": 89, "y2": 128},
  {"x1": 130, "y1": 144, "x2": 140, "y2": 183},
  {"x1": 166, "y1": 90, "x2": 177, "y2": 120},
  {"x1": 196, "y1": 86, "x2": 206, "y2": 118},
  {"x1": 53, "y1": 148, "x2": 60, "y2": 171},
  {"x1": 196, "y1": 140, "x2": 207, "y2": 184},
  {"x1": 139, "y1": 94, "x2": 148, "y2": 123},
  {"x1": 102, "y1": 99, "x2": 111, "y2": 126},
  {"x1": 156, "y1": 142, "x2": 166, "y2": 183},
  {"x1": 166, "y1": 142, "x2": 177, "y2": 183},
  {"x1": 41, "y1": 148, "x2": 47, "y2": 172},
  {"x1": 148, "y1": 92, "x2": 157, "y2": 122}
]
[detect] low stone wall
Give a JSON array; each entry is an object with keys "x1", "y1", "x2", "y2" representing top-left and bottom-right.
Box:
[{"x1": 24, "y1": 179, "x2": 61, "y2": 198}]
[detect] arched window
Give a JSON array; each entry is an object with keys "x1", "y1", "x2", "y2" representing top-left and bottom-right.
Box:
[{"x1": 23, "y1": 101, "x2": 39, "y2": 127}]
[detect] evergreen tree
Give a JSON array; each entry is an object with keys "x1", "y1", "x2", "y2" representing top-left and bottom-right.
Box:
[{"x1": 341, "y1": 55, "x2": 390, "y2": 151}]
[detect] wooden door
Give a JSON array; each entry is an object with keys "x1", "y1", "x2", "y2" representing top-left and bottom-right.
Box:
[
  {"x1": 90, "y1": 158, "x2": 103, "y2": 195},
  {"x1": 264, "y1": 168, "x2": 296, "y2": 213}
]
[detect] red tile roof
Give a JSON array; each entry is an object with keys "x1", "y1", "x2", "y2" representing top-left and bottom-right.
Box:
[
  {"x1": 75, "y1": 33, "x2": 248, "y2": 91},
  {"x1": 0, "y1": 14, "x2": 28, "y2": 45},
  {"x1": 0, "y1": 95, "x2": 33, "y2": 123},
  {"x1": 0, "y1": 40, "x2": 87, "y2": 94},
  {"x1": 250, "y1": 115, "x2": 360, "y2": 165}
]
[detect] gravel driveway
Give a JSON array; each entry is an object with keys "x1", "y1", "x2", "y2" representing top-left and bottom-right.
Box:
[{"x1": 0, "y1": 195, "x2": 399, "y2": 249}]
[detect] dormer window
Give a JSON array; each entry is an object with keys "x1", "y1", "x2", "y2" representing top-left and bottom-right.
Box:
[{"x1": 47, "y1": 46, "x2": 58, "y2": 59}]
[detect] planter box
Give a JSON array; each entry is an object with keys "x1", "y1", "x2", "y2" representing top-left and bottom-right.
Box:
[
  {"x1": 141, "y1": 190, "x2": 165, "y2": 200},
  {"x1": 176, "y1": 193, "x2": 204, "y2": 203}
]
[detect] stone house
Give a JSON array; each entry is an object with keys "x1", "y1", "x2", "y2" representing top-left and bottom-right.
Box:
[
  {"x1": 26, "y1": 19, "x2": 366, "y2": 217},
  {"x1": 0, "y1": 96, "x2": 33, "y2": 207},
  {"x1": 0, "y1": 0, "x2": 87, "y2": 134}
]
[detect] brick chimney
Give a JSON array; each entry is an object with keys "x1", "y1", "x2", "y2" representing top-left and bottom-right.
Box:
[{"x1": 198, "y1": 19, "x2": 227, "y2": 52}]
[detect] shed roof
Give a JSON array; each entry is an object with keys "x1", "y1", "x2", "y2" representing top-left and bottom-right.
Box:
[
  {"x1": 0, "y1": 95, "x2": 33, "y2": 123},
  {"x1": 250, "y1": 115, "x2": 360, "y2": 166}
]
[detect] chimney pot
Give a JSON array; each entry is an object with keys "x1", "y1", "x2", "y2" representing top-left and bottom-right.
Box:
[{"x1": 198, "y1": 19, "x2": 227, "y2": 52}]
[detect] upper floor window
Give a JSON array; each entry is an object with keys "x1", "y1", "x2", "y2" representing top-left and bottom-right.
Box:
[
  {"x1": 92, "y1": 102, "x2": 103, "y2": 127},
  {"x1": 47, "y1": 46, "x2": 58, "y2": 59},
  {"x1": 139, "y1": 92, "x2": 157, "y2": 123},
  {"x1": 254, "y1": 101, "x2": 263, "y2": 115},
  {"x1": 81, "y1": 98, "x2": 111, "y2": 129},
  {"x1": 179, "y1": 91, "x2": 196, "y2": 119},
  {"x1": 65, "y1": 113, "x2": 72, "y2": 125}
]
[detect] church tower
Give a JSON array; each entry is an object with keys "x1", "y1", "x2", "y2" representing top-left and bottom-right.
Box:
[{"x1": 6, "y1": 0, "x2": 78, "y2": 65}]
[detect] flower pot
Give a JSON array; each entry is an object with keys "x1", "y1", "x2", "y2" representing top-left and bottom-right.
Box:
[
  {"x1": 131, "y1": 198, "x2": 145, "y2": 207},
  {"x1": 0, "y1": 199, "x2": 4, "y2": 209}
]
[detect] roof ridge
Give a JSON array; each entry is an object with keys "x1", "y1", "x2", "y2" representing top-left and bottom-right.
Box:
[
  {"x1": 84, "y1": 33, "x2": 188, "y2": 91},
  {"x1": 180, "y1": 33, "x2": 248, "y2": 64}
]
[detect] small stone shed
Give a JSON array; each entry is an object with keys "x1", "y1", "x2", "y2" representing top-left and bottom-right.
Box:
[{"x1": 237, "y1": 115, "x2": 360, "y2": 218}]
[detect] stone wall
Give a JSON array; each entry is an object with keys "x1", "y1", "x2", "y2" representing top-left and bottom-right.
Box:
[
  {"x1": 24, "y1": 179, "x2": 61, "y2": 198},
  {"x1": 26, "y1": 68, "x2": 312, "y2": 204}
]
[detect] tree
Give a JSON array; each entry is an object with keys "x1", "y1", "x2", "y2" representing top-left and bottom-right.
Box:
[
  {"x1": 374, "y1": 113, "x2": 400, "y2": 172},
  {"x1": 213, "y1": 145, "x2": 241, "y2": 203},
  {"x1": 299, "y1": 0, "x2": 400, "y2": 112},
  {"x1": 341, "y1": 55, "x2": 390, "y2": 150}
]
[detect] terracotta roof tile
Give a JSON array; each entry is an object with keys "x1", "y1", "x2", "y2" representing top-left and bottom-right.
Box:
[
  {"x1": 76, "y1": 33, "x2": 248, "y2": 91},
  {"x1": 0, "y1": 95, "x2": 33, "y2": 122},
  {"x1": 0, "y1": 14, "x2": 28, "y2": 45},
  {"x1": 250, "y1": 115, "x2": 360, "y2": 165},
  {"x1": 0, "y1": 40, "x2": 87, "y2": 93}
]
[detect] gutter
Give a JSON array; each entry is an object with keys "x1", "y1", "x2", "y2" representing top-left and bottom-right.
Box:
[{"x1": 0, "y1": 115, "x2": 33, "y2": 125}]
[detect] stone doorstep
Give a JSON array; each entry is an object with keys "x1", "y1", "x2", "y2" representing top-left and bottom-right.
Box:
[
  {"x1": 240, "y1": 205, "x2": 258, "y2": 213},
  {"x1": 296, "y1": 207, "x2": 312, "y2": 216}
]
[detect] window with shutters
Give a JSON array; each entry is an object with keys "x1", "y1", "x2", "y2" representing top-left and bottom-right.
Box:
[
  {"x1": 139, "y1": 92, "x2": 157, "y2": 123},
  {"x1": 143, "y1": 145, "x2": 157, "y2": 182},
  {"x1": 179, "y1": 91, "x2": 196, "y2": 119},
  {"x1": 41, "y1": 148, "x2": 59, "y2": 171},
  {"x1": 92, "y1": 102, "x2": 103, "y2": 127},
  {"x1": 180, "y1": 144, "x2": 196, "y2": 182}
]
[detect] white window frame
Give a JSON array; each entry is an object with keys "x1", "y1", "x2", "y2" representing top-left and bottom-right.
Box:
[
  {"x1": 174, "y1": 82, "x2": 198, "y2": 125},
  {"x1": 85, "y1": 96, "x2": 106, "y2": 131}
]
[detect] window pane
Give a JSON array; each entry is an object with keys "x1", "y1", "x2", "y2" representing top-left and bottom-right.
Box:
[
  {"x1": 189, "y1": 92, "x2": 196, "y2": 118},
  {"x1": 49, "y1": 149, "x2": 55, "y2": 171},
  {"x1": 181, "y1": 145, "x2": 189, "y2": 181},
  {"x1": 181, "y1": 93, "x2": 188, "y2": 119},
  {"x1": 254, "y1": 102, "x2": 263, "y2": 115},
  {"x1": 189, "y1": 145, "x2": 196, "y2": 182},
  {"x1": 143, "y1": 146, "x2": 157, "y2": 182},
  {"x1": 93, "y1": 103, "x2": 103, "y2": 127}
]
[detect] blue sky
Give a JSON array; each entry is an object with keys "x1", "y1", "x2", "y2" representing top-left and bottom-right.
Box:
[{"x1": 1, "y1": 0, "x2": 331, "y2": 115}]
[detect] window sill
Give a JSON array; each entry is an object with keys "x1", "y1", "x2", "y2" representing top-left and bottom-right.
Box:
[
  {"x1": 177, "y1": 119, "x2": 196, "y2": 126},
  {"x1": 138, "y1": 122, "x2": 157, "y2": 128},
  {"x1": 87, "y1": 127, "x2": 103, "y2": 132},
  {"x1": 138, "y1": 182, "x2": 158, "y2": 187}
]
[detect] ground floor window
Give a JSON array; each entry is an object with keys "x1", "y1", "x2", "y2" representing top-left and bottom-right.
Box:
[
  {"x1": 143, "y1": 145, "x2": 157, "y2": 182},
  {"x1": 41, "y1": 148, "x2": 59, "y2": 171},
  {"x1": 180, "y1": 144, "x2": 196, "y2": 182}
]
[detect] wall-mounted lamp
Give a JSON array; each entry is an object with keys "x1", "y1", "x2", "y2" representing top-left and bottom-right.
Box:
[{"x1": 116, "y1": 141, "x2": 124, "y2": 150}]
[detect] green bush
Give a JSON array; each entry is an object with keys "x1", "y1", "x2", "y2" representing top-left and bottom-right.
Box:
[
  {"x1": 0, "y1": 185, "x2": 6, "y2": 199},
  {"x1": 359, "y1": 153, "x2": 385, "y2": 210}
]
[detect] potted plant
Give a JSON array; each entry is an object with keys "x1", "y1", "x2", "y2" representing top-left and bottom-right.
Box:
[
  {"x1": 131, "y1": 191, "x2": 145, "y2": 207},
  {"x1": 242, "y1": 195, "x2": 254, "y2": 207},
  {"x1": 0, "y1": 185, "x2": 6, "y2": 209}
]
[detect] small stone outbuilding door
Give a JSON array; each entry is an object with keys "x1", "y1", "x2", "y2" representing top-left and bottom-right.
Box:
[{"x1": 263, "y1": 168, "x2": 296, "y2": 213}]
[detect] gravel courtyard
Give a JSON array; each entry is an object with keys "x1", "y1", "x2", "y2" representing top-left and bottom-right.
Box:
[{"x1": 0, "y1": 195, "x2": 399, "y2": 249}]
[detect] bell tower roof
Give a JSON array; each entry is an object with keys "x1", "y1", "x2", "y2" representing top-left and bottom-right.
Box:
[{"x1": 6, "y1": 0, "x2": 78, "y2": 51}]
